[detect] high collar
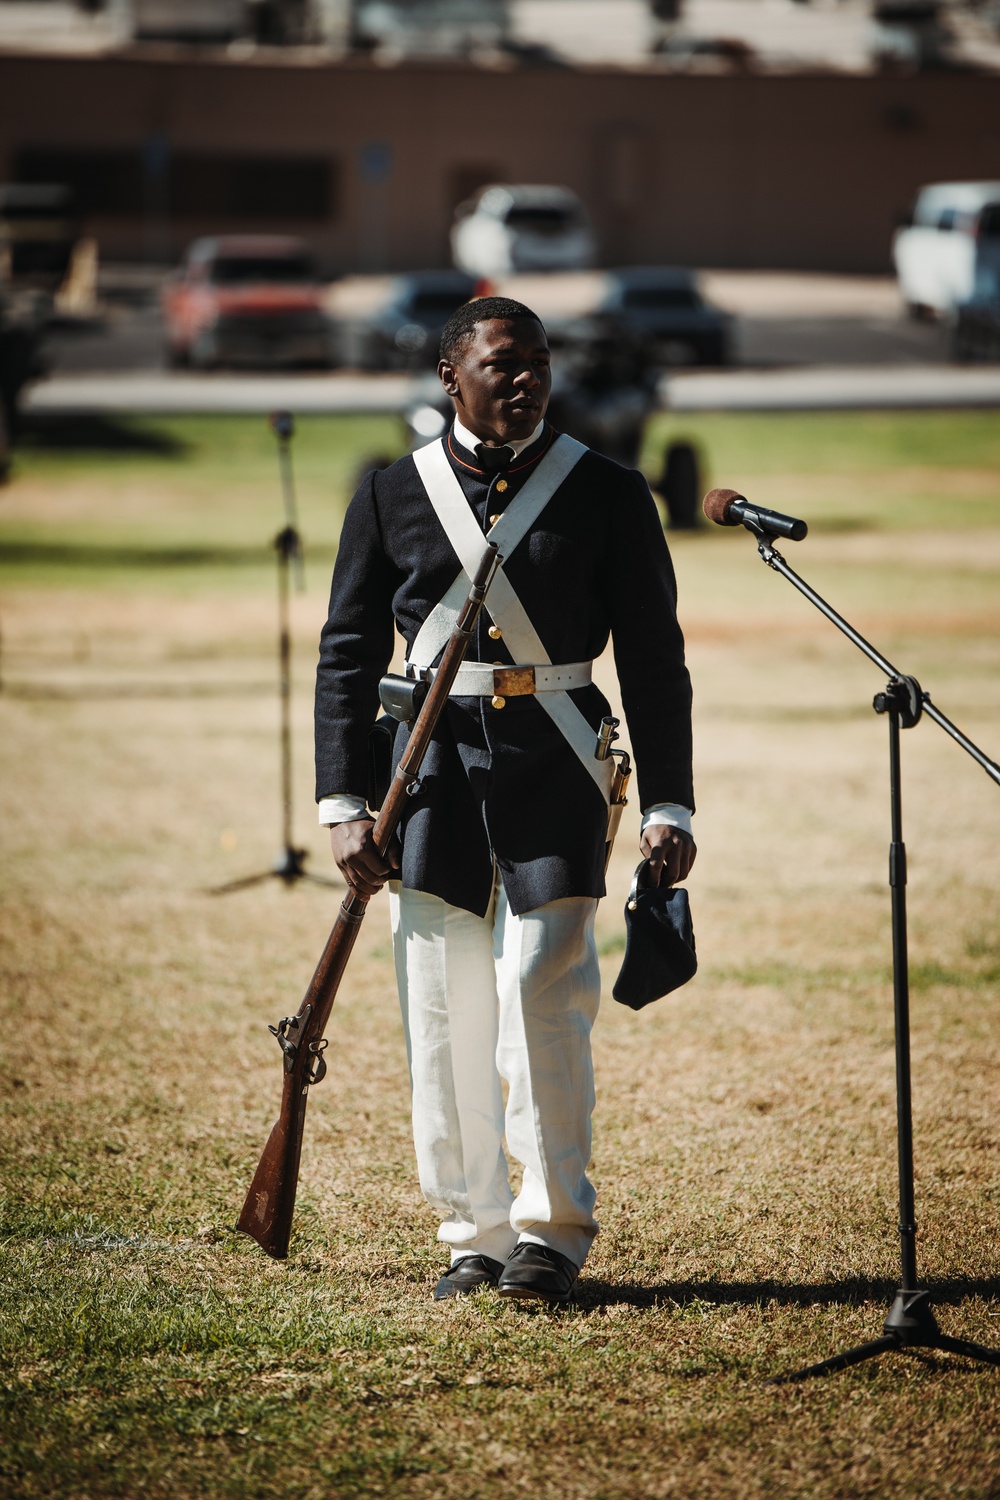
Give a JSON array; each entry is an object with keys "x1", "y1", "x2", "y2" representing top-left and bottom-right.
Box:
[{"x1": 452, "y1": 415, "x2": 546, "y2": 460}]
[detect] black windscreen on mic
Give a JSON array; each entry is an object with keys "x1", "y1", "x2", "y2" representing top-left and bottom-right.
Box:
[{"x1": 703, "y1": 488, "x2": 808, "y2": 542}]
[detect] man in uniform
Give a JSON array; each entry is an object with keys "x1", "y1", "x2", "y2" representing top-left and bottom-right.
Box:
[{"x1": 316, "y1": 297, "x2": 695, "y2": 1304}]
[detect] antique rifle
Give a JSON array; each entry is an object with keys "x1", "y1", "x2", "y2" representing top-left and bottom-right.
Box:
[{"x1": 237, "y1": 542, "x2": 501, "y2": 1259}]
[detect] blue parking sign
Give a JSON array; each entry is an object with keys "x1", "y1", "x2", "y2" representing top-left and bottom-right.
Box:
[{"x1": 360, "y1": 141, "x2": 393, "y2": 185}]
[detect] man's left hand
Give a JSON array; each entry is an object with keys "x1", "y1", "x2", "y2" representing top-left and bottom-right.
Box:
[{"x1": 640, "y1": 825, "x2": 697, "y2": 887}]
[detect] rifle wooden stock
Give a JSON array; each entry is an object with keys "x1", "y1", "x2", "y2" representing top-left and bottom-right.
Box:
[{"x1": 237, "y1": 543, "x2": 500, "y2": 1259}]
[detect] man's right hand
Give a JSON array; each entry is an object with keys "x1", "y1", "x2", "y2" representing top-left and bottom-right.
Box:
[{"x1": 330, "y1": 819, "x2": 401, "y2": 898}]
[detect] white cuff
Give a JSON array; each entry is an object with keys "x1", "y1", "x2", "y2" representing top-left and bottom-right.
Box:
[
  {"x1": 640, "y1": 802, "x2": 693, "y2": 837},
  {"x1": 318, "y1": 794, "x2": 369, "y2": 826}
]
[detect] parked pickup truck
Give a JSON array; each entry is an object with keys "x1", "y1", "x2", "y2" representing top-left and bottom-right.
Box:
[
  {"x1": 893, "y1": 181, "x2": 1000, "y2": 318},
  {"x1": 162, "y1": 236, "x2": 334, "y2": 369}
]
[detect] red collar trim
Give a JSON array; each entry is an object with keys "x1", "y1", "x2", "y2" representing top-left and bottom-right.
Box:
[{"x1": 446, "y1": 426, "x2": 554, "y2": 476}]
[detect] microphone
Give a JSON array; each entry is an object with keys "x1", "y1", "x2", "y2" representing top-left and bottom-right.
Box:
[{"x1": 703, "y1": 488, "x2": 808, "y2": 542}]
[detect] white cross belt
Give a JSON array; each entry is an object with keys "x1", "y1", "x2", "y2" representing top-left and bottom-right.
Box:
[{"x1": 410, "y1": 435, "x2": 612, "y2": 800}]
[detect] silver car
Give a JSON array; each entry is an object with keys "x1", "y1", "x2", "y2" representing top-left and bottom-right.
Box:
[{"x1": 451, "y1": 185, "x2": 596, "y2": 278}]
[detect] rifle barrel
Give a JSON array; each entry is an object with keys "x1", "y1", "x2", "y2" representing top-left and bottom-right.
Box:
[{"x1": 236, "y1": 543, "x2": 500, "y2": 1258}]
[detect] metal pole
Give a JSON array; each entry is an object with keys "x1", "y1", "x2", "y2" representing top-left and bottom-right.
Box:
[
  {"x1": 887, "y1": 706, "x2": 918, "y2": 1293},
  {"x1": 277, "y1": 528, "x2": 294, "y2": 856}
]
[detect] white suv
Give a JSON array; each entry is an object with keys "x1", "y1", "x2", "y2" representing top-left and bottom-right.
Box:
[
  {"x1": 893, "y1": 181, "x2": 1000, "y2": 317},
  {"x1": 451, "y1": 185, "x2": 596, "y2": 278}
]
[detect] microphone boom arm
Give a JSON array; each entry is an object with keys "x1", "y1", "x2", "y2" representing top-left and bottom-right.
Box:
[{"x1": 752, "y1": 529, "x2": 1000, "y2": 786}]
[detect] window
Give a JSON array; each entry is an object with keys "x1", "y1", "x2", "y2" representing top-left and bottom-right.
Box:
[
  {"x1": 209, "y1": 255, "x2": 317, "y2": 285},
  {"x1": 172, "y1": 156, "x2": 333, "y2": 219},
  {"x1": 977, "y1": 204, "x2": 1000, "y2": 239},
  {"x1": 622, "y1": 288, "x2": 699, "y2": 310},
  {"x1": 16, "y1": 148, "x2": 140, "y2": 214},
  {"x1": 15, "y1": 148, "x2": 336, "y2": 221},
  {"x1": 503, "y1": 206, "x2": 578, "y2": 233}
]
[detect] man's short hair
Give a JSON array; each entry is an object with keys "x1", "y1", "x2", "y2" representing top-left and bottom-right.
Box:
[{"x1": 439, "y1": 296, "x2": 545, "y2": 364}]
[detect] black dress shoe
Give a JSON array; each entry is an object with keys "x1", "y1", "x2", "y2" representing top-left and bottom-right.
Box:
[
  {"x1": 433, "y1": 1254, "x2": 505, "y2": 1300},
  {"x1": 497, "y1": 1243, "x2": 579, "y2": 1306}
]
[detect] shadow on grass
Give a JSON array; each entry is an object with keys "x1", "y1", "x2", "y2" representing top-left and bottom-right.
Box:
[
  {"x1": 1, "y1": 540, "x2": 274, "y2": 569},
  {"x1": 16, "y1": 413, "x2": 189, "y2": 455},
  {"x1": 2, "y1": 680, "x2": 277, "y2": 699},
  {"x1": 1, "y1": 540, "x2": 338, "y2": 571},
  {"x1": 576, "y1": 1275, "x2": 1000, "y2": 1312}
]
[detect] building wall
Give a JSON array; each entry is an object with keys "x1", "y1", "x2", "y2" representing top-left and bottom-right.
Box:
[{"x1": 1, "y1": 51, "x2": 998, "y2": 271}]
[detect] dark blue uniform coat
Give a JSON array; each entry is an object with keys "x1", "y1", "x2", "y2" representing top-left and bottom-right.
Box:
[{"x1": 315, "y1": 424, "x2": 693, "y2": 918}]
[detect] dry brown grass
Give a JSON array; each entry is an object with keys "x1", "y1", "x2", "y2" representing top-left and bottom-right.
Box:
[{"x1": 1, "y1": 412, "x2": 999, "y2": 1499}]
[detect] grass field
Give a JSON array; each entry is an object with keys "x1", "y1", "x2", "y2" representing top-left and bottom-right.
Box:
[{"x1": 1, "y1": 409, "x2": 999, "y2": 1498}]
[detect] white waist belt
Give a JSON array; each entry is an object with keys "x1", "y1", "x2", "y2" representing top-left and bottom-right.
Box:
[{"x1": 411, "y1": 660, "x2": 593, "y2": 697}]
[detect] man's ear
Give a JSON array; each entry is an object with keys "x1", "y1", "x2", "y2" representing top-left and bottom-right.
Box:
[{"x1": 438, "y1": 357, "x2": 461, "y2": 401}]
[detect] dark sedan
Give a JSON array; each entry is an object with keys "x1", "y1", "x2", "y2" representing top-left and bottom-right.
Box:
[
  {"x1": 338, "y1": 270, "x2": 481, "y2": 369},
  {"x1": 596, "y1": 266, "x2": 733, "y2": 367},
  {"x1": 951, "y1": 267, "x2": 1000, "y2": 362}
]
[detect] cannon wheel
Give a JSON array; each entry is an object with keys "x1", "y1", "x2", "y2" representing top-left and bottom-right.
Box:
[{"x1": 658, "y1": 440, "x2": 702, "y2": 530}]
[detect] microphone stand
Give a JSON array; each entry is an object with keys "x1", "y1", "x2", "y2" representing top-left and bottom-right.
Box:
[
  {"x1": 739, "y1": 522, "x2": 1000, "y2": 1383},
  {"x1": 211, "y1": 412, "x2": 339, "y2": 896}
]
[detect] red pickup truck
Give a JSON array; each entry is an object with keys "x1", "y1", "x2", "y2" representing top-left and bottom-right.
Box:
[{"x1": 162, "y1": 235, "x2": 334, "y2": 369}]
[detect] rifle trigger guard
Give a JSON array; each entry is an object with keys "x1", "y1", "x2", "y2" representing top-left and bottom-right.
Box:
[{"x1": 305, "y1": 1037, "x2": 328, "y2": 1086}]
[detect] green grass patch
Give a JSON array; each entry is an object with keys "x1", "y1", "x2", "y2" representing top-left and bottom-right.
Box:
[
  {"x1": 1, "y1": 413, "x2": 406, "y2": 585},
  {"x1": 2, "y1": 405, "x2": 999, "y2": 1498},
  {"x1": 12, "y1": 412, "x2": 405, "y2": 495},
  {"x1": 643, "y1": 409, "x2": 1000, "y2": 532},
  {"x1": 644, "y1": 408, "x2": 1000, "y2": 481},
  {"x1": 3, "y1": 408, "x2": 1000, "y2": 591}
]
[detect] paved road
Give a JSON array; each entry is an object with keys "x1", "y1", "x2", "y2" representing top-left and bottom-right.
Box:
[
  {"x1": 28, "y1": 267, "x2": 993, "y2": 415},
  {"x1": 26, "y1": 362, "x2": 1000, "y2": 417},
  {"x1": 662, "y1": 363, "x2": 1000, "y2": 411},
  {"x1": 24, "y1": 370, "x2": 418, "y2": 415},
  {"x1": 736, "y1": 314, "x2": 948, "y2": 368},
  {"x1": 41, "y1": 297, "x2": 949, "y2": 377}
]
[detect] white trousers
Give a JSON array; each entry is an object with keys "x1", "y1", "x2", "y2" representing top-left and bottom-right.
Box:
[{"x1": 388, "y1": 877, "x2": 601, "y2": 1270}]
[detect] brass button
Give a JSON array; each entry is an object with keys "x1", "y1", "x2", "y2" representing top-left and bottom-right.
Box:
[
  {"x1": 492, "y1": 659, "x2": 504, "y2": 666},
  {"x1": 488, "y1": 624, "x2": 502, "y2": 640},
  {"x1": 491, "y1": 694, "x2": 506, "y2": 710},
  {"x1": 489, "y1": 513, "x2": 501, "y2": 527},
  {"x1": 495, "y1": 478, "x2": 508, "y2": 493}
]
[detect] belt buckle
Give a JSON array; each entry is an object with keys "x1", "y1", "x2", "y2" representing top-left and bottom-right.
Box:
[{"x1": 493, "y1": 666, "x2": 536, "y2": 697}]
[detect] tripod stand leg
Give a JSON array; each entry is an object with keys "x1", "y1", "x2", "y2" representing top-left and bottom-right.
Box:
[
  {"x1": 207, "y1": 870, "x2": 277, "y2": 895},
  {"x1": 933, "y1": 1334, "x2": 1000, "y2": 1367},
  {"x1": 208, "y1": 846, "x2": 341, "y2": 894},
  {"x1": 769, "y1": 1334, "x2": 899, "y2": 1385}
]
